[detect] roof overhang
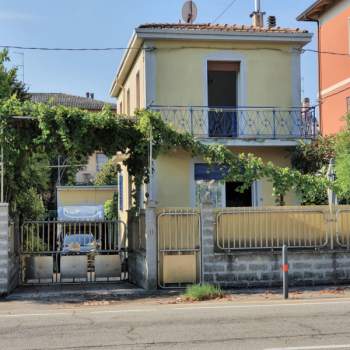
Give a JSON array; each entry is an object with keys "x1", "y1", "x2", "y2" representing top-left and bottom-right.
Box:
[
  {"x1": 110, "y1": 27, "x2": 312, "y2": 98},
  {"x1": 110, "y1": 32, "x2": 144, "y2": 98},
  {"x1": 297, "y1": 0, "x2": 342, "y2": 21}
]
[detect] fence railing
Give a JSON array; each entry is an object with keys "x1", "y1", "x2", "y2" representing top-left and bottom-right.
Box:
[
  {"x1": 216, "y1": 207, "x2": 329, "y2": 251},
  {"x1": 157, "y1": 209, "x2": 201, "y2": 288},
  {"x1": 21, "y1": 220, "x2": 122, "y2": 254},
  {"x1": 336, "y1": 207, "x2": 350, "y2": 249},
  {"x1": 150, "y1": 106, "x2": 318, "y2": 140}
]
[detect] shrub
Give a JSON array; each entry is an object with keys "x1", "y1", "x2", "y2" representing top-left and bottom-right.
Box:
[{"x1": 184, "y1": 284, "x2": 224, "y2": 301}]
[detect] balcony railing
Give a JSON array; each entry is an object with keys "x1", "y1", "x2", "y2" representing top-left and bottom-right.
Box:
[{"x1": 149, "y1": 106, "x2": 318, "y2": 140}]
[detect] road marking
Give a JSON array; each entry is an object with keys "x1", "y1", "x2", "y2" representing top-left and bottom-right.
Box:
[
  {"x1": 265, "y1": 345, "x2": 350, "y2": 350},
  {"x1": 3, "y1": 298, "x2": 350, "y2": 318}
]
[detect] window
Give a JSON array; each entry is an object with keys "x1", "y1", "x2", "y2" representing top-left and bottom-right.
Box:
[
  {"x1": 194, "y1": 163, "x2": 253, "y2": 208},
  {"x1": 96, "y1": 153, "x2": 108, "y2": 172},
  {"x1": 127, "y1": 89, "x2": 130, "y2": 116},
  {"x1": 136, "y1": 72, "x2": 141, "y2": 110},
  {"x1": 207, "y1": 61, "x2": 240, "y2": 137}
]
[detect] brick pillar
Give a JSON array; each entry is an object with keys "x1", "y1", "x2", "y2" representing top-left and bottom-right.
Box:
[
  {"x1": 0, "y1": 204, "x2": 9, "y2": 295},
  {"x1": 145, "y1": 201, "x2": 157, "y2": 290},
  {"x1": 200, "y1": 195, "x2": 215, "y2": 284}
]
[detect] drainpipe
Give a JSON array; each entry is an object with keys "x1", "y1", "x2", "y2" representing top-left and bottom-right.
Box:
[{"x1": 317, "y1": 19, "x2": 323, "y2": 135}]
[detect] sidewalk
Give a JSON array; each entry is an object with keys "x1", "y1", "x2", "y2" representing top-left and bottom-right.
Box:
[{"x1": 3, "y1": 282, "x2": 179, "y2": 304}]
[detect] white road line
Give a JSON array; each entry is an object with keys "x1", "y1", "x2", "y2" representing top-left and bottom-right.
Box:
[
  {"x1": 265, "y1": 345, "x2": 350, "y2": 350},
  {"x1": 2, "y1": 298, "x2": 350, "y2": 319}
]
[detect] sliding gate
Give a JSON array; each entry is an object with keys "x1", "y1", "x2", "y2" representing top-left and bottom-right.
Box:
[{"x1": 20, "y1": 220, "x2": 127, "y2": 284}]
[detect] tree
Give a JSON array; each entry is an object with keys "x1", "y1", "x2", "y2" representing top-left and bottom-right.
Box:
[
  {"x1": 0, "y1": 50, "x2": 29, "y2": 101},
  {"x1": 94, "y1": 159, "x2": 120, "y2": 186}
]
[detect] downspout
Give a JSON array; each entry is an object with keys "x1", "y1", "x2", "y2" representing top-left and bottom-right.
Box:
[{"x1": 317, "y1": 19, "x2": 323, "y2": 135}]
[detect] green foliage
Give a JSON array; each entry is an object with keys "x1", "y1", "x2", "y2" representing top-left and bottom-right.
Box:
[
  {"x1": 104, "y1": 192, "x2": 118, "y2": 220},
  {"x1": 291, "y1": 136, "x2": 336, "y2": 174},
  {"x1": 0, "y1": 95, "x2": 337, "y2": 221},
  {"x1": 0, "y1": 50, "x2": 29, "y2": 101},
  {"x1": 23, "y1": 231, "x2": 48, "y2": 252},
  {"x1": 94, "y1": 159, "x2": 120, "y2": 186},
  {"x1": 184, "y1": 284, "x2": 224, "y2": 301},
  {"x1": 336, "y1": 128, "x2": 350, "y2": 194}
]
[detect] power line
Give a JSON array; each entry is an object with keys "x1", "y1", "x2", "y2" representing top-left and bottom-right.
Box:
[
  {"x1": 2, "y1": 44, "x2": 350, "y2": 58},
  {"x1": 212, "y1": 0, "x2": 239, "y2": 23},
  {"x1": 1, "y1": 45, "x2": 141, "y2": 52}
]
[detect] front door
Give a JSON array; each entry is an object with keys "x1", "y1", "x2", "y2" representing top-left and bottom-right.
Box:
[{"x1": 208, "y1": 61, "x2": 239, "y2": 137}]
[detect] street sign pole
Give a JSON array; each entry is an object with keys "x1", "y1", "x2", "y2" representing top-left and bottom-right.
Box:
[{"x1": 282, "y1": 245, "x2": 289, "y2": 299}]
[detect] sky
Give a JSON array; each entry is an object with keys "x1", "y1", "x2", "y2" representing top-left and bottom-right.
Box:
[{"x1": 0, "y1": 0, "x2": 318, "y2": 104}]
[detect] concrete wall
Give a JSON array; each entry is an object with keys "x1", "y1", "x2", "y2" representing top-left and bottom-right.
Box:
[
  {"x1": 201, "y1": 201, "x2": 350, "y2": 288},
  {"x1": 0, "y1": 205, "x2": 17, "y2": 296}
]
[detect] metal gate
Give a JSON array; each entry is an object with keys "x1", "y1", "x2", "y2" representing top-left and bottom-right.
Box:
[
  {"x1": 20, "y1": 220, "x2": 127, "y2": 284},
  {"x1": 157, "y1": 209, "x2": 201, "y2": 288}
]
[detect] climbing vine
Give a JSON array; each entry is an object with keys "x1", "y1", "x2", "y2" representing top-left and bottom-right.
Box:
[{"x1": 0, "y1": 97, "x2": 335, "y2": 220}]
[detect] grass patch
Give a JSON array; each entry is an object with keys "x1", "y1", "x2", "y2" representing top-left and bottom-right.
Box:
[{"x1": 184, "y1": 284, "x2": 224, "y2": 301}]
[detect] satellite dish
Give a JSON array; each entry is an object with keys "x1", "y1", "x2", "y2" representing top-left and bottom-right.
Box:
[{"x1": 182, "y1": 1, "x2": 198, "y2": 24}]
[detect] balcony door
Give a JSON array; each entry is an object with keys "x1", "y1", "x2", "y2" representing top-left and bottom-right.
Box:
[{"x1": 207, "y1": 61, "x2": 239, "y2": 137}]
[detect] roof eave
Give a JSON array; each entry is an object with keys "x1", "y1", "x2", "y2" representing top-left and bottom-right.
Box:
[
  {"x1": 135, "y1": 27, "x2": 313, "y2": 45},
  {"x1": 110, "y1": 32, "x2": 144, "y2": 98},
  {"x1": 297, "y1": 0, "x2": 341, "y2": 21}
]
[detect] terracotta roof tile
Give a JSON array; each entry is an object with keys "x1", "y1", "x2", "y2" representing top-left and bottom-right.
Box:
[
  {"x1": 138, "y1": 23, "x2": 308, "y2": 34},
  {"x1": 30, "y1": 93, "x2": 116, "y2": 111}
]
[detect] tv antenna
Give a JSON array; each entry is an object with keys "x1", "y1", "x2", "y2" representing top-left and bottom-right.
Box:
[{"x1": 182, "y1": 1, "x2": 198, "y2": 24}]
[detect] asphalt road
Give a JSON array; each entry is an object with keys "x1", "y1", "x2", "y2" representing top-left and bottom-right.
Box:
[{"x1": 1, "y1": 298, "x2": 350, "y2": 350}]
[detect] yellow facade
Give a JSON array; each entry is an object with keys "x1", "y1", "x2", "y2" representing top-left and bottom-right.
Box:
[
  {"x1": 57, "y1": 186, "x2": 117, "y2": 207},
  {"x1": 118, "y1": 51, "x2": 146, "y2": 114},
  {"x1": 154, "y1": 40, "x2": 294, "y2": 107},
  {"x1": 112, "y1": 32, "x2": 308, "y2": 213},
  {"x1": 154, "y1": 147, "x2": 298, "y2": 208}
]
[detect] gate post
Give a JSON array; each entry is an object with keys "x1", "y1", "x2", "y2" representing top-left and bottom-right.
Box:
[
  {"x1": 145, "y1": 201, "x2": 157, "y2": 290},
  {"x1": 0, "y1": 204, "x2": 9, "y2": 295},
  {"x1": 200, "y1": 193, "x2": 215, "y2": 285}
]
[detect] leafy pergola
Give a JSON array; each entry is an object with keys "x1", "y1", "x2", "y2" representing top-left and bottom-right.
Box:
[{"x1": 0, "y1": 97, "x2": 332, "y2": 221}]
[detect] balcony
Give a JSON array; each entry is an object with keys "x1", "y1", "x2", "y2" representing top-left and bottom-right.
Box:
[{"x1": 150, "y1": 106, "x2": 318, "y2": 142}]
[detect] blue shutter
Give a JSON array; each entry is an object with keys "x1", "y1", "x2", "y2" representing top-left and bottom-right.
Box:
[
  {"x1": 194, "y1": 164, "x2": 228, "y2": 181},
  {"x1": 118, "y1": 175, "x2": 124, "y2": 211}
]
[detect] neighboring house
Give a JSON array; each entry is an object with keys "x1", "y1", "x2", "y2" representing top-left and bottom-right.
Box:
[
  {"x1": 110, "y1": 8, "x2": 314, "y2": 220},
  {"x1": 298, "y1": 0, "x2": 350, "y2": 135},
  {"x1": 30, "y1": 93, "x2": 115, "y2": 183}
]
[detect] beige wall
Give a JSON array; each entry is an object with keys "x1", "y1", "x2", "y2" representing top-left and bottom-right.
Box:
[
  {"x1": 117, "y1": 50, "x2": 146, "y2": 115},
  {"x1": 153, "y1": 40, "x2": 296, "y2": 108},
  {"x1": 153, "y1": 147, "x2": 298, "y2": 208},
  {"x1": 57, "y1": 186, "x2": 117, "y2": 207}
]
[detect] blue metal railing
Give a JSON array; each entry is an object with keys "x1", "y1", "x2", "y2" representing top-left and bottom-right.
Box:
[{"x1": 149, "y1": 106, "x2": 318, "y2": 140}]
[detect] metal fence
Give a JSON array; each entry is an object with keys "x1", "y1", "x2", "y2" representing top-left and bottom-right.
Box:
[
  {"x1": 157, "y1": 209, "x2": 201, "y2": 288},
  {"x1": 336, "y1": 207, "x2": 350, "y2": 249},
  {"x1": 150, "y1": 106, "x2": 318, "y2": 139},
  {"x1": 216, "y1": 207, "x2": 329, "y2": 251},
  {"x1": 20, "y1": 220, "x2": 126, "y2": 284}
]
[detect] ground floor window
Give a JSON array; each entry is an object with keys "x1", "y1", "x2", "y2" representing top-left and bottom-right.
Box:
[{"x1": 194, "y1": 163, "x2": 257, "y2": 208}]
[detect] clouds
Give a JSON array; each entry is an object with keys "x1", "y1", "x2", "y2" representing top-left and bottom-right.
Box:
[{"x1": 0, "y1": 10, "x2": 37, "y2": 22}]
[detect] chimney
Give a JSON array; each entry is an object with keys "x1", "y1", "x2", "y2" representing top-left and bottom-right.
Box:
[
  {"x1": 86, "y1": 92, "x2": 90, "y2": 99},
  {"x1": 268, "y1": 16, "x2": 277, "y2": 29},
  {"x1": 90, "y1": 93, "x2": 94, "y2": 100},
  {"x1": 250, "y1": 0, "x2": 265, "y2": 28}
]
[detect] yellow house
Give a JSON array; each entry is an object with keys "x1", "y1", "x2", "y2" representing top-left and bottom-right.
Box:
[{"x1": 110, "y1": 18, "x2": 314, "y2": 217}]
